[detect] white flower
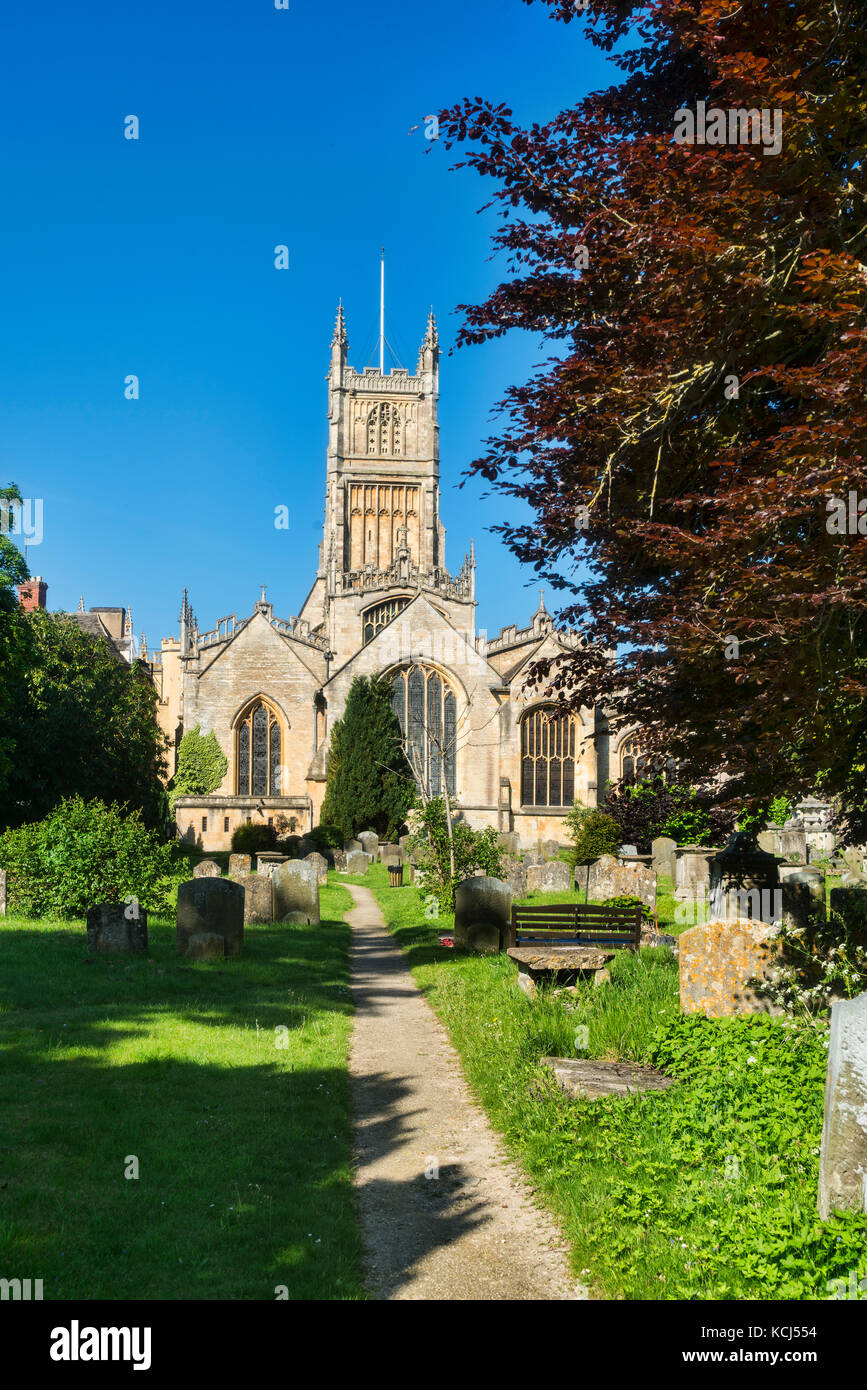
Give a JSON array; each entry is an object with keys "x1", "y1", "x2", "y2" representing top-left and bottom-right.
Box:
[{"x1": 747, "y1": 1056, "x2": 757, "y2": 1064}]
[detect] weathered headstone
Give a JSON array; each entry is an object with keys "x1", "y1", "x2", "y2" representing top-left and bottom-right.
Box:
[
  {"x1": 708, "y1": 833, "x2": 781, "y2": 925},
  {"x1": 177, "y1": 879, "x2": 244, "y2": 958},
  {"x1": 679, "y1": 919, "x2": 783, "y2": 1017},
  {"x1": 817, "y1": 992, "x2": 867, "y2": 1220},
  {"x1": 780, "y1": 869, "x2": 826, "y2": 931},
  {"x1": 256, "y1": 852, "x2": 288, "y2": 877},
  {"x1": 194, "y1": 859, "x2": 222, "y2": 879},
  {"x1": 454, "y1": 877, "x2": 512, "y2": 953},
  {"x1": 542, "y1": 839, "x2": 561, "y2": 860},
  {"x1": 0, "y1": 868, "x2": 5, "y2": 918},
  {"x1": 235, "y1": 871, "x2": 274, "y2": 925},
  {"x1": 332, "y1": 850, "x2": 348, "y2": 872},
  {"x1": 378, "y1": 844, "x2": 402, "y2": 867},
  {"x1": 86, "y1": 903, "x2": 148, "y2": 954},
  {"x1": 344, "y1": 838, "x2": 362, "y2": 853},
  {"x1": 757, "y1": 827, "x2": 782, "y2": 856},
  {"x1": 273, "y1": 859, "x2": 320, "y2": 925},
  {"x1": 619, "y1": 844, "x2": 638, "y2": 859},
  {"x1": 674, "y1": 845, "x2": 715, "y2": 903},
  {"x1": 778, "y1": 819, "x2": 807, "y2": 863},
  {"x1": 297, "y1": 837, "x2": 317, "y2": 859},
  {"x1": 501, "y1": 854, "x2": 527, "y2": 900},
  {"x1": 358, "y1": 831, "x2": 379, "y2": 856},
  {"x1": 228, "y1": 853, "x2": 252, "y2": 877},
  {"x1": 186, "y1": 932, "x2": 225, "y2": 961},
  {"x1": 587, "y1": 855, "x2": 657, "y2": 910},
  {"x1": 797, "y1": 796, "x2": 836, "y2": 861},
  {"x1": 651, "y1": 836, "x2": 677, "y2": 883},
  {"x1": 304, "y1": 851, "x2": 329, "y2": 886},
  {"x1": 497, "y1": 831, "x2": 519, "y2": 856},
  {"x1": 526, "y1": 860, "x2": 572, "y2": 894},
  {"x1": 522, "y1": 850, "x2": 546, "y2": 868},
  {"x1": 830, "y1": 886, "x2": 867, "y2": 933}
]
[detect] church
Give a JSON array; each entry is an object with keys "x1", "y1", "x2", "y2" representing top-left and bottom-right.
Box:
[{"x1": 147, "y1": 303, "x2": 639, "y2": 851}]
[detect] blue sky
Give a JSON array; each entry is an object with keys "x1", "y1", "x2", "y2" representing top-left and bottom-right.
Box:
[{"x1": 0, "y1": 0, "x2": 613, "y2": 649}]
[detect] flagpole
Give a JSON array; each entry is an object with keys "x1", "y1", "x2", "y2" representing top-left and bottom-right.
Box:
[{"x1": 380, "y1": 247, "x2": 385, "y2": 373}]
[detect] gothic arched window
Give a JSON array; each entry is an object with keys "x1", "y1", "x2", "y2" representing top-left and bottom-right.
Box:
[
  {"x1": 366, "y1": 403, "x2": 402, "y2": 457},
  {"x1": 236, "y1": 699, "x2": 283, "y2": 796},
  {"x1": 618, "y1": 734, "x2": 674, "y2": 781},
  {"x1": 390, "y1": 664, "x2": 457, "y2": 797},
  {"x1": 362, "y1": 596, "x2": 411, "y2": 644},
  {"x1": 520, "y1": 707, "x2": 578, "y2": 807}
]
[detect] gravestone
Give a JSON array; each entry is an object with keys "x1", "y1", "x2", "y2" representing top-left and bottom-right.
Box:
[
  {"x1": 674, "y1": 845, "x2": 715, "y2": 903},
  {"x1": 256, "y1": 852, "x2": 288, "y2": 877},
  {"x1": 186, "y1": 932, "x2": 225, "y2": 961},
  {"x1": 454, "y1": 876, "x2": 512, "y2": 954},
  {"x1": 542, "y1": 839, "x2": 561, "y2": 860},
  {"x1": 522, "y1": 850, "x2": 545, "y2": 868},
  {"x1": 587, "y1": 855, "x2": 657, "y2": 911},
  {"x1": 0, "y1": 868, "x2": 5, "y2": 917},
  {"x1": 177, "y1": 879, "x2": 244, "y2": 958},
  {"x1": 842, "y1": 847, "x2": 867, "y2": 882},
  {"x1": 297, "y1": 837, "x2": 317, "y2": 859},
  {"x1": 619, "y1": 844, "x2": 638, "y2": 859},
  {"x1": 651, "y1": 836, "x2": 677, "y2": 883},
  {"x1": 708, "y1": 834, "x2": 781, "y2": 925},
  {"x1": 194, "y1": 859, "x2": 222, "y2": 879},
  {"x1": 526, "y1": 860, "x2": 572, "y2": 894},
  {"x1": 679, "y1": 919, "x2": 783, "y2": 1017},
  {"x1": 757, "y1": 827, "x2": 782, "y2": 856},
  {"x1": 817, "y1": 992, "x2": 867, "y2": 1220},
  {"x1": 304, "y1": 851, "x2": 329, "y2": 886},
  {"x1": 332, "y1": 850, "x2": 347, "y2": 872},
  {"x1": 830, "y1": 887, "x2": 867, "y2": 933},
  {"x1": 358, "y1": 831, "x2": 379, "y2": 856},
  {"x1": 273, "y1": 859, "x2": 320, "y2": 925},
  {"x1": 497, "y1": 831, "x2": 519, "y2": 855},
  {"x1": 780, "y1": 869, "x2": 826, "y2": 932},
  {"x1": 398, "y1": 834, "x2": 413, "y2": 856},
  {"x1": 778, "y1": 819, "x2": 807, "y2": 863},
  {"x1": 379, "y1": 844, "x2": 402, "y2": 867},
  {"x1": 228, "y1": 853, "x2": 252, "y2": 877},
  {"x1": 344, "y1": 838, "x2": 362, "y2": 853},
  {"x1": 86, "y1": 903, "x2": 148, "y2": 954},
  {"x1": 501, "y1": 854, "x2": 526, "y2": 900},
  {"x1": 342, "y1": 850, "x2": 372, "y2": 875},
  {"x1": 235, "y1": 871, "x2": 274, "y2": 924}
]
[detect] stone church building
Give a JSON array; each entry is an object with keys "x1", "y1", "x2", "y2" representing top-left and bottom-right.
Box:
[{"x1": 147, "y1": 305, "x2": 638, "y2": 851}]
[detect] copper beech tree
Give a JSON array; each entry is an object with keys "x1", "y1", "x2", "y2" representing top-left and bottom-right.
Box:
[{"x1": 440, "y1": 0, "x2": 867, "y2": 829}]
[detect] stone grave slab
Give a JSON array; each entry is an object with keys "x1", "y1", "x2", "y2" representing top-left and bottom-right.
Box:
[{"x1": 541, "y1": 1057, "x2": 675, "y2": 1101}]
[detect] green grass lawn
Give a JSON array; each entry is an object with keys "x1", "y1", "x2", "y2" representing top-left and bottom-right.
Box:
[
  {"x1": 0, "y1": 883, "x2": 364, "y2": 1300},
  {"x1": 363, "y1": 864, "x2": 867, "y2": 1300}
]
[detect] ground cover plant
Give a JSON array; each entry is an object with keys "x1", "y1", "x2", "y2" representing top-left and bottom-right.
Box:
[
  {"x1": 365, "y1": 866, "x2": 867, "y2": 1300},
  {"x1": 0, "y1": 884, "x2": 364, "y2": 1299}
]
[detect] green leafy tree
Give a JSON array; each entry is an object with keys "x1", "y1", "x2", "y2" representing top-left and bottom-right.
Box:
[
  {"x1": 169, "y1": 725, "x2": 228, "y2": 811},
  {"x1": 0, "y1": 796, "x2": 181, "y2": 919},
  {"x1": 0, "y1": 609, "x2": 168, "y2": 831},
  {"x1": 321, "y1": 675, "x2": 414, "y2": 840},
  {"x1": 0, "y1": 483, "x2": 30, "y2": 800},
  {"x1": 408, "y1": 797, "x2": 503, "y2": 914},
  {"x1": 565, "y1": 806, "x2": 622, "y2": 863}
]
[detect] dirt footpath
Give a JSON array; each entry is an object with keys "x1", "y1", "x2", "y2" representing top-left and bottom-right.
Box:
[{"x1": 345, "y1": 882, "x2": 587, "y2": 1301}]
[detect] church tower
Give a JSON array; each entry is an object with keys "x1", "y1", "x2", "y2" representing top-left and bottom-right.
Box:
[{"x1": 299, "y1": 300, "x2": 475, "y2": 663}]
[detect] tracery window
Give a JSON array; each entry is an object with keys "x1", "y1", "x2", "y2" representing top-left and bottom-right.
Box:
[
  {"x1": 520, "y1": 707, "x2": 578, "y2": 807},
  {"x1": 390, "y1": 664, "x2": 457, "y2": 797},
  {"x1": 362, "y1": 596, "x2": 411, "y2": 644},
  {"x1": 236, "y1": 699, "x2": 283, "y2": 796},
  {"x1": 366, "y1": 403, "x2": 402, "y2": 457},
  {"x1": 619, "y1": 735, "x2": 675, "y2": 781}
]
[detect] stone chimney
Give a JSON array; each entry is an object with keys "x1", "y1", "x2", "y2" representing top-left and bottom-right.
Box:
[{"x1": 19, "y1": 576, "x2": 47, "y2": 612}]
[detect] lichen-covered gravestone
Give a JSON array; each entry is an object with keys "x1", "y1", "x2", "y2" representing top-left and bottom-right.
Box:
[
  {"x1": 454, "y1": 877, "x2": 512, "y2": 954},
  {"x1": 378, "y1": 844, "x2": 402, "y2": 867},
  {"x1": 344, "y1": 839, "x2": 362, "y2": 853},
  {"x1": 679, "y1": 919, "x2": 782, "y2": 1017},
  {"x1": 358, "y1": 830, "x2": 379, "y2": 856},
  {"x1": 818, "y1": 992, "x2": 867, "y2": 1220},
  {"x1": 497, "y1": 831, "x2": 519, "y2": 855},
  {"x1": 542, "y1": 839, "x2": 561, "y2": 860},
  {"x1": 177, "y1": 878, "x2": 244, "y2": 957},
  {"x1": 674, "y1": 845, "x2": 714, "y2": 902},
  {"x1": 304, "y1": 851, "x2": 329, "y2": 886},
  {"x1": 526, "y1": 860, "x2": 571, "y2": 893},
  {"x1": 501, "y1": 855, "x2": 527, "y2": 900},
  {"x1": 273, "y1": 859, "x2": 320, "y2": 925},
  {"x1": 228, "y1": 853, "x2": 252, "y2": 877},
  {"x1": 256, "y1": 852, "x2": 288, "y2": 877},
  {"x1": 522, "y1": 850, "x2": 545, "y2": 868},
  {"x1": 651, "y1": 836, "x2": 677, "y2": 882},
  {"x1": 86, "y1": 903, "x2": 148, "y2": 954},
  {"x1": 587, "y1": 855, "x2": 657, "y2": 911},
  {"x1": 235, "y1": 871, "x2": 274, "y2": 925},
  {"x1": 332, "y1": 850, "x2": 347, "y2": 872},
  {"x1": 193, "y1": 859, "x2": 222, "y2": 878}
]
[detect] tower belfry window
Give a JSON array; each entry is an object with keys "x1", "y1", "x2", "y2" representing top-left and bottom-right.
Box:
[{"x1": 366, "y1": 403, "x2": 402, "y2": 457}]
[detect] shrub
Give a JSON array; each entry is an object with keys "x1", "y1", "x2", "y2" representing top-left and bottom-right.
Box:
[
  {"x1": 0, "y1": 796, "x2": 179, "y2": 919},
  {"x1": 565, "y1": 807, "x2": 622, "y2": 862},
  {"x1": 231, "y1": 820, "x2": 277, "y2": 854},
  {"x1": 307, "y1": 824, "x2": 344, "y2": 856},
  {"x1": 168, "y1": 725, "x2": 227, "y2": 811},
  {"x1": 408, "y1": 798, "x2": 503, "y2": 913},
  {"x1": 600, "y1": 892, "x2": 654, "y2": 924}
]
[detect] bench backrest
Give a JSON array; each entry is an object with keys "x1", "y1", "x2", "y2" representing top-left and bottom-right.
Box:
[{"x1": 509, "y1": 902, "x2": 642, "y2": 950}]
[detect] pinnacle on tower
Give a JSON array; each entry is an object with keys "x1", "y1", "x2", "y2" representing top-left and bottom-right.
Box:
[
  {"x1": 78, "y1": 595, "x2": 85, "y2": 613},
  {"x1": 425, "y1": 306, "x2": 438, "y2": 349},
  {"x1": 332, "y1": 300, "x2": 347, "y2": 348}
]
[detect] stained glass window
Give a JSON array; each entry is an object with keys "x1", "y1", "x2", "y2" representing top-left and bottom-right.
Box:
[
  {"x1": 236, "y1": 700, "x2": 283, "y2": 796},
  {"x1": 521, "y1": 708, "x2": 578, "y2": 807},
  {"x1": 390, "y1": 665, "x2": 457, "y2": 798}
]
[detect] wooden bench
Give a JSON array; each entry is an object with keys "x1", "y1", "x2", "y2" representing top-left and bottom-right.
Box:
[
  {"x1": 506, "y1": 903, "x2": 642, "y2": 996},
  {"x1": 508, "y1": 902, "x2": 643, "y2": 951}
]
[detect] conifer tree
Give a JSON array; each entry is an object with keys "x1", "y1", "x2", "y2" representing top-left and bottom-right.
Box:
[{"x1": 321, "y1": 676, "x2": 414, "y2": 840}]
